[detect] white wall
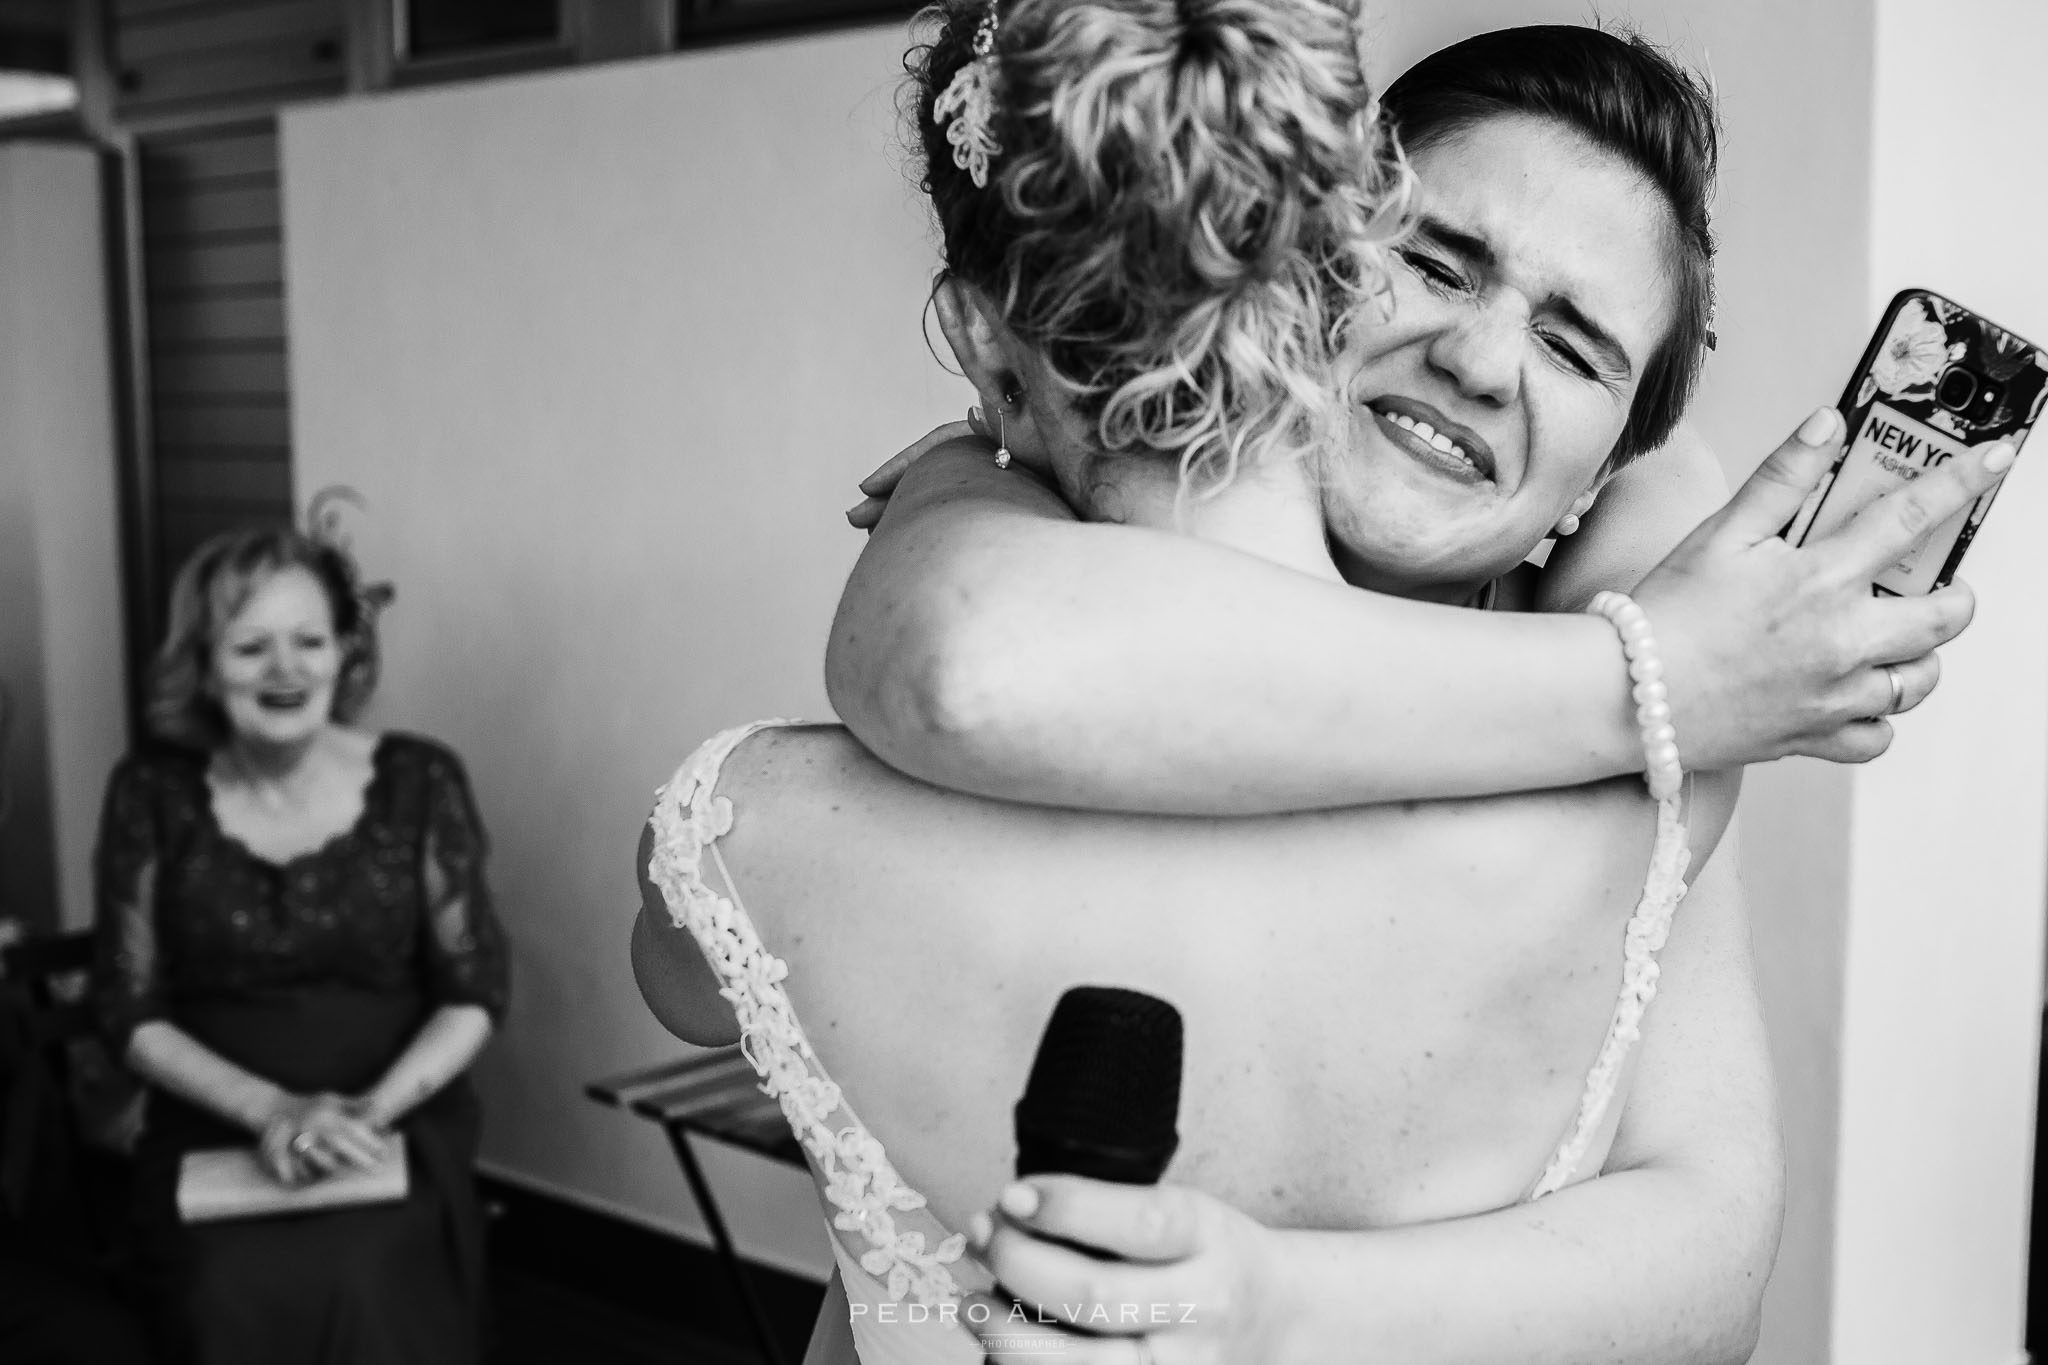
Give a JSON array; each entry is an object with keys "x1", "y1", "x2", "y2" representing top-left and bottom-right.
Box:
[
  {"x1": 1829, "y1": 4, "x2": 2048, "y2": 1362},
  {"x1": 281, "y1": 31, "x2": 957, "y2": 1279},
  {"x1": 0, "y1": 141, "x2": 130, "y2": 935}
]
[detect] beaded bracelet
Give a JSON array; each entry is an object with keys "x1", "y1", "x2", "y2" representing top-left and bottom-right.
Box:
[{"x1": 1586, "y1": 590, "x2": 1684, "y2": 801}]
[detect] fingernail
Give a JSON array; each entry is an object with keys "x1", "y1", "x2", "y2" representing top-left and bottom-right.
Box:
[
  {"x1": 968, "y1": 1211, "x2": 992, "y2": 1249},
  {"x1": 1796, "y1": 406, "x2": 1842, "y2": 446},
  {"x1": 1983, "y1": 441, "x2": 2016, "y2": 474},
  {"x1": 999, "y1": 1183, "x2": 1040, "y2": 1219}
]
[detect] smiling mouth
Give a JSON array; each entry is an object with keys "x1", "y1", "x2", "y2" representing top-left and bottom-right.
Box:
[
  {"x1": 1365, "y1": 399, "x2": 1496, "y2": 483},
  {"x1": 256, "y1": 688, "x2": 310, "y2": 712}
]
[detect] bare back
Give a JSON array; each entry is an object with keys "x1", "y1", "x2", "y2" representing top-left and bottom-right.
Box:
[{"x1": 675, "y1": 722, "x2": 1722, "y2": 1236}]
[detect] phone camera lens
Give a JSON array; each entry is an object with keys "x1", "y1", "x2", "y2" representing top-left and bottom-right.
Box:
[
  {"x1": 1969, "y1": 378, "x2": 2006, "y2": 421},
  {"x1": 1936, "y1": 366, "x2": 1979, "y2": 412}
]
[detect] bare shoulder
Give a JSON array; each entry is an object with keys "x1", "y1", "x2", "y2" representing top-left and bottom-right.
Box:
[
  {"x1": 717, "y1": 723, "x2": 878, "y2": 799},
  {"x1": 713, "y1": 723, "x2": 942, "y2": 855}
]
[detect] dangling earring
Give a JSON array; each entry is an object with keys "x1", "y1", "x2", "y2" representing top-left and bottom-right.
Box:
[
  {"x1": 994, "y1": 387, "x2": 1021, "y2": 469},
  {"x1": 1555, "y1": 512, "x2": 1581, "y2": 537}
]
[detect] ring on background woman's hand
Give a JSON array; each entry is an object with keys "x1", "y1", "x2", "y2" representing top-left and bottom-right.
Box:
[
  {"x1": 1884, "y1": 663, "x2": 1906, "y2": 715},
  {"x1": 290, "y1": 1130, "x2": 317, "y2": 1157}
]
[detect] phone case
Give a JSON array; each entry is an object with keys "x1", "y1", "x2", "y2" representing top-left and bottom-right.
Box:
[{"x1": 1782, "y1": 288, "x2": 2048, "y2": 594}]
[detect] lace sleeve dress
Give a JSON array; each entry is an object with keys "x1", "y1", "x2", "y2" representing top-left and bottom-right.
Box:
[{"x1": 93, "y1": 732, "x2": 509, "y2": 1365}]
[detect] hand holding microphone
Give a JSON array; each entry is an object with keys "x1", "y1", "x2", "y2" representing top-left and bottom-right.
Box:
[{"x1": 966, "y1": 987, "x2": 1288, "y2": 1365}]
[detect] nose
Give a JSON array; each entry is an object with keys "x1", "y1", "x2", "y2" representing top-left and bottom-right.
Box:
[
  {"x1": 1424, "y1": 299, "x2": 1522, "y2": 408},
  {"x1": 264, "y1": 642, "x2": 305, "y2": 681}
]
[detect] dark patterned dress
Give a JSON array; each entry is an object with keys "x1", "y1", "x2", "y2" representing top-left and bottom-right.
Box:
[{"x1": 93, "y1": 733, "x2": 510, "y2": 1365}]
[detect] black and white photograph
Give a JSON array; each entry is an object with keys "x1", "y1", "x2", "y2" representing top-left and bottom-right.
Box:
[{"x1": 0, "y1": 2, "x2": 2044, "y2": 1363}]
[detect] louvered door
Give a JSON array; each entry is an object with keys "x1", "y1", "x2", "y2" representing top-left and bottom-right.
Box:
[
  {"x1": 136, "y1": 117, "x2": 293, "y2": 590},
  {"x1": 110, "y1": 0, "x2": 346, "y2": 599}
]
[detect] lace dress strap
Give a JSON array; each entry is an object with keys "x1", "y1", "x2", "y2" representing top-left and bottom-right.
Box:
[
  {"x1": 1527, "y1": 789, "x2": 1691, "y2": 1199},
  {"x1": 644, "y1": 722, "x2": 971, "y2": 1307}
]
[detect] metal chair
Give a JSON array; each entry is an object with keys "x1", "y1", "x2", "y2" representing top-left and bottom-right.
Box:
[{"x1": 586, "y1": 1048, "x2": 804, "y2": 1365}]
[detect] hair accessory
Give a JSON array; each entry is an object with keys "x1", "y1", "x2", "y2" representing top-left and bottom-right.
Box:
[
  {"x1": 933, "y1": 1, "x2": 1002, "y2": 188},
  {"x1": 1585, "y1": 590, "x2": 1682, "y2": 801},
  {"x1": 306, "y1": 487, "x2": 396, "y2": 624}
]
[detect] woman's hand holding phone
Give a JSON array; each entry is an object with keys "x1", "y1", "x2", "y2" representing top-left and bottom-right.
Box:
[{"x1": 1636, "y1": 405, "x2": 2011, "y2": 768}]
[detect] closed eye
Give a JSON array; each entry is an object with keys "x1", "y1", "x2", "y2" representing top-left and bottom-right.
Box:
[
  {"x1": 1535, "y1": 328, "x2": 1596, "y2": 378},
  {"x1": 1398, "y1": 247, "x2": 1469, "y2": 294}
]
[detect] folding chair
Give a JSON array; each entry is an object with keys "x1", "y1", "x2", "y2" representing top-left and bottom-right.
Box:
[{"x1": 586, "y1": 1048, "x2": 805, "y2": 1365}]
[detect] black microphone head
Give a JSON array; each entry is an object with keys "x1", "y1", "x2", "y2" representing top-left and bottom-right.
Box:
[{"x1": 1014, "y1": 985, "x2": 1182, "y2": 1184}]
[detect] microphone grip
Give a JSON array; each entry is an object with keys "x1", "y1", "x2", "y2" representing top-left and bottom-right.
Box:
[{"x1": 1013, "y1": 1128, "x2": 1177, "y2": 1185}]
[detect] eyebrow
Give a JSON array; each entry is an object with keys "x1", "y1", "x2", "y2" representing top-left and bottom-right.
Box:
[{"x1": 1413, "y1": 214, "x2": 1635, "y2": 380}]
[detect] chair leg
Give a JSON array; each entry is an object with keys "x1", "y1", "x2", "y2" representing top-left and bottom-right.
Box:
[{"x1": 665, "y1": 1124, "x2": 789, "y2": 1365}]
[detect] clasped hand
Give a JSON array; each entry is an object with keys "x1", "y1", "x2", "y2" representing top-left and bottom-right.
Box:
[
  {"x1": 963, "y1": 1177, "x2": 1288, "y2": 1365},
  {"x1": 257, "y1": 1092, "x2": 389, "y2": 1186}
]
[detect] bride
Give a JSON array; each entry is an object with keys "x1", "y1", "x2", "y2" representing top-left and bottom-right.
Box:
[{"x1": 634, "y1": 6, "x2": 1998, "y2": 1362}]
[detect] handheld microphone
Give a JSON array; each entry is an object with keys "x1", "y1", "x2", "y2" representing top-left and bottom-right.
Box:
[{"x1": 1013, "y1": 985, "x2": 1182, "y2": 1185}]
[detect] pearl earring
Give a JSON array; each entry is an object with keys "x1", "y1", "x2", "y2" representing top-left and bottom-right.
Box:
[
  {"x1": 1556, "y1": 512, "x2": 1581, "y2": 537},
  {"x1": 994, "y1": 388, "x2": 1021, "y2": 470}
]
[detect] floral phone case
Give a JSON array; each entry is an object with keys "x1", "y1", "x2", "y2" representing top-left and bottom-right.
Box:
[{"x1": 1782, "y1": 288, "x2": 2048, "y2": 594}]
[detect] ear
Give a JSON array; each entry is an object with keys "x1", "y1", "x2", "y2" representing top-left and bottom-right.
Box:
[
  {"x1": 933, "y1": 275, "x2": 1021, "y2": 412},
  {"x1": 1566, "y1": 486, "x2": 1601, "y2": 521},
  {"x1": 932, "y1": 275, "x2": 1055, "y2": 470}
]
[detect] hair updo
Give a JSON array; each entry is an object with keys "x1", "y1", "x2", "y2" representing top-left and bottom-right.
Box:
[
  {"x1": 909, "y1": 0, "x2": 1412, "y2": 495},
  {"x1": 1381, "y1": 25, "x2": 1719, "y2": 467}
]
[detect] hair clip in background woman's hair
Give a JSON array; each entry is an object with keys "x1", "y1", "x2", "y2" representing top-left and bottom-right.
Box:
[
  {"x1": 305, "y1": 485, "x2": 396, "y2": 620},
  {"x1": 933, "y1": 0, "x2": 1002, "y2": 188}
]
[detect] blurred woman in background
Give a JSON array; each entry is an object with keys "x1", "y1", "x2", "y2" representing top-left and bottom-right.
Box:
[{"x1": 94, "y1": 515, "x2": 508, "y2": 1364}]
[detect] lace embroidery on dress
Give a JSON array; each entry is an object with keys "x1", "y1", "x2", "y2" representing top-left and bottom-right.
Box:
[
  {"x1": 645, "y1": 722, "x2": 969, "y2": 1306},
  {"x1": 1528, "y1": 789, "x2": 1690, "y2": 1199}
]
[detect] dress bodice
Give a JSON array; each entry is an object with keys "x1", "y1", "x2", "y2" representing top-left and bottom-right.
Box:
[{"x1": 94, "y1": 733, "x2": 511, "y2": 1051}]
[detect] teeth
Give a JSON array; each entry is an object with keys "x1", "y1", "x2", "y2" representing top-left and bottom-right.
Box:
[{"x1": 1374, "y1": 404, "x2": 1474, "y2": 467}]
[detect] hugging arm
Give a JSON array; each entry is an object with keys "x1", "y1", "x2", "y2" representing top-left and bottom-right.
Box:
[
  {"x1": 971, "y1": 821, "x2": 1780, "y2": 1365},
  {"x1": 831, "y1": 442, "x2": 1639, "y2": 814},
  {"x1": 1539, "y1": 422, "x2": 1729, "y2": 612},
  {"x1": 829, "y1": 414, "x2": 1987, "y2": 815}
]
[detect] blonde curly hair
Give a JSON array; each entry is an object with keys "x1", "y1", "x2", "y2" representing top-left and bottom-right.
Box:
[{"x1": 910, "y1": 0, "x2": 1412, "y2": 498}]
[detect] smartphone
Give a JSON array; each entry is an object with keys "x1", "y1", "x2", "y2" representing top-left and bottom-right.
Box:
[{"x1": 1782, "y1": 288, "x2": 2048, "y2": 594}]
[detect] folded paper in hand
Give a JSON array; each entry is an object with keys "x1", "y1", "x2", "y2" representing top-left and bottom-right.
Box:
[{"x1": 177, "y1": 1135, "x2": 408, "y2": 1223}]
